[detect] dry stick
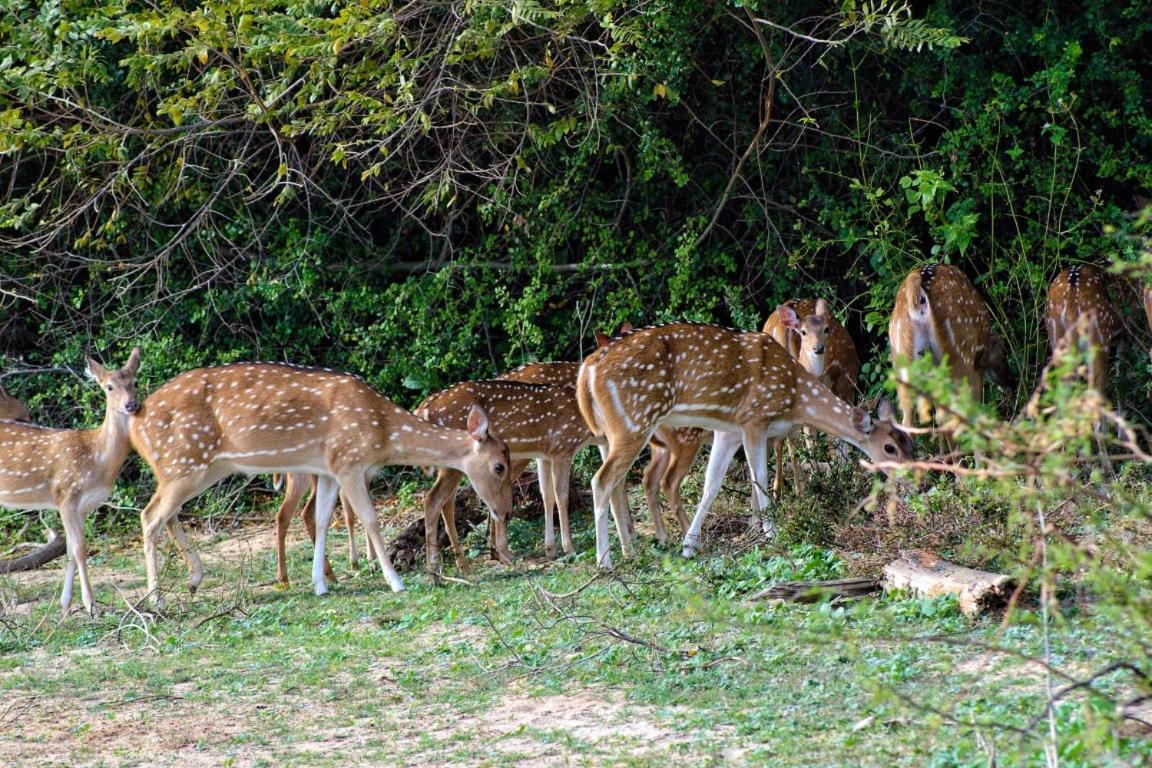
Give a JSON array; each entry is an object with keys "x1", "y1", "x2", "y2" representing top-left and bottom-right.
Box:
[
  {"x1": 0, "y1": 697, "x2": 35, "y2": 727},
  {"x1": 479, "y1": 610, "x2": 530, "y2": 669}
]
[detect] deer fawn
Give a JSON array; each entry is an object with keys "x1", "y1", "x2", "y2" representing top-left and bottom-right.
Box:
[
  {"x1": 762, "y1": 299, "x2": 862, "y2": 495},
  {"x1": 889, "y1": 264, "x2": 1014, "y2": 437},
  {"x1": 0, "y1": 385, "x2": 31, "y2": 422},
  {"x1": 414, "y1": 379, "x2": 624, "y2": 571},
  {"x1": 129, "y1": 363, "x2": 512, "y2": 603},
  {"x1": 0, "y1": 349, "x2": 141, "y2": 616},
  {"x1": 576, "y1": 323, "x2": 913, "y2": 566}
]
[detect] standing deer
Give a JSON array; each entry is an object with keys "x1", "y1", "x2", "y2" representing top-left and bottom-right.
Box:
[
  {"x1": 415, "y1": 379, "x2": 622, "y2": 571},
  {"x1": 576, "y1": 323, "x2": 913, "y2": 566},
  {"x1": 762, "y1": 299, "x2": 861, "y2": 495},
  {"x1": 889, "y1": 264, "x2": 1014, "y2": 436},
  {"x1": 1042, "y1": 265, "x2": 1122, "y2": 393},
  {"x1": 129, "y1": 363, "x2": 512, "y2": 603},
  {"x1": 0, "y1": 385, "x2": 31, "y2": 422},
  {"x1": 0, "y1": 349, "x2": 141, "y2": 616}
]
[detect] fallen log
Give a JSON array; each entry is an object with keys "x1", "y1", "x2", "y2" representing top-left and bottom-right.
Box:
[
  {"x1": 0, "y1": 530, "x2": 66, "y2": 574},
  {"x1": 749, "y1": 577, "x2": 881, "y2": 603},
  {"x1": 882, "y1": 549, "x2": 1013, "y2": 616}
]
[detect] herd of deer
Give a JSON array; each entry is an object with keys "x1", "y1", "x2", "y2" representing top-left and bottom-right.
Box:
[{"x1": 1, "y1": 263, "x2": 1147, "y2": 616}]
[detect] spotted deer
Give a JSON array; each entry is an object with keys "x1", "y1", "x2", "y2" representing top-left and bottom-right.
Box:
[
  {"x1": 576, "y1": 323, "x2": 913, "y2": 566},
  {"x1": 0, "y1": 350, "x2": 142, "y2": 616},
  {"x1": 762, "y1": 299, "x2": 862, "y2": 495},
  {"x1": 889, "y1": 264, "x2": 1014, "y2": 435},
  {"x1": 129, "y1": 363, "x2": 512, "y2": 603},
  {"x1": 1042, "y1": 265, "x2": 1122, "y2": 393},
  {"x1": 414, "y1": 379, "x2": 624, "y2": 572},
  {"x1": 0, "y1": 385, "x2": 31, "y2": 422}
]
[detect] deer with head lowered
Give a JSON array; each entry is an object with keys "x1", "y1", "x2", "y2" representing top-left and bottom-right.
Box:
[
  {"x1": 762, "y1": 298, "x2": 861, "y2": 495},
  {"x1": 0, "y1": 349, "x2": 141, "y2": 616},
  {"x1": 577, "y1": 323, "x2": 913, "y2": 567},
  {"x1": 414, "y1": 378, "x2": 629, "y2": 572},
  {"x1": 0, "y1": 385, "x2": 31, "y2": 422},
  {"x1": 889, "y1": 264, "x2": 1014, "y2": 440},
  {"x1": 129, "y1": 363, "x2": 513, "y2": 603}
]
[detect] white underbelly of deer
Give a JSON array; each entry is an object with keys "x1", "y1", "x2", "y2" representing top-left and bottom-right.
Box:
[{"x1": 662, "y1": 411, "x2": 741, "y2": 433}]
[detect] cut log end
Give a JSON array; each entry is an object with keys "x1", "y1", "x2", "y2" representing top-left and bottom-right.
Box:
[{"x1": 882, "y1": 549, "x2": 1014, "y2": 616}]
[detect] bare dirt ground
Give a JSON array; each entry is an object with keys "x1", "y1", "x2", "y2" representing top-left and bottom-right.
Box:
[{"x1": 0, "y1": 525, "x2": 702, "y2": 768}]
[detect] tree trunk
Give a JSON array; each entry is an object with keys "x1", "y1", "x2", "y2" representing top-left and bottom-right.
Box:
[
  {"x1": 882, "y1": 549, "x2": 1013, "y2": 616},
  {"x1": 0, "y1": 531, "x2": 66, "y2": 573}
]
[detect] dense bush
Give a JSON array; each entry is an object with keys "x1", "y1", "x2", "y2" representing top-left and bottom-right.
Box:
[{"x1": 2, "y1": 0, "x2": 1148, "y2": 419}]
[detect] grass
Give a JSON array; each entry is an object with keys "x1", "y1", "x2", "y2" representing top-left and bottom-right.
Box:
[{"x1": 1, "y1": 482, "x2": 1150, "y2": 767}]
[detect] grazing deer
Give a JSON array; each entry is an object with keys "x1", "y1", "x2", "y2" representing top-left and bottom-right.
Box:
[
  {"x1": 1031, "y1": 266, "x2": 1123, "y2": 469},
  {"x1": 129, "y1": 363, "x2": 512, "y2": 603},
  {"x1": 762, "y1": 299, "x2": 862, "y2": 495},
  {"x1": 271, "y1": 473, "x2": 363, "y2": 587},
  {"x1": 501, "y1": 351, "x2": 696, "y2": 546},
  {"x1": 0, "y1": 385, "x2": 31, "y2": 422},
  {"x1": 889, "y1": 264, "x2": 1014, "y2": 436},
  {"x1": 576, "y1": 323, "x2": 913, "y2": 566},
  {"x1": 414, "y1": 379, "x2": 622, "y2": 572},
  {"x1": 0, "y1": 349, "x2": 141, "y2": 616}
]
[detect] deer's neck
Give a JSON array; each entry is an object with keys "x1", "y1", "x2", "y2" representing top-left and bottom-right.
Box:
[
  {"x1": 789, "y1": 370, "x2": 865, "y2": 453},
  {"x1": 90, "y1": 404, "x2": 133, "y2": 471},
  {"x1": 384, "y1": 408, "x2": 476, "y2": 471}
]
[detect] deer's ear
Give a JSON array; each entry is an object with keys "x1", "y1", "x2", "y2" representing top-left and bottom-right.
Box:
[
  {"x1": 815, "y1": 298, "x2": 829, "y2": 318},
  {"x1": 876, "y1": 397, "x2": 895, "y2": 422},
  {"x1": 778, "y1": 305, "x2": 800, "y2": 330},
  {"x1": 466, "y1": 404, "x2": 490, "y2": 442},
  {"x1": 618, "y1": 321, "x2": 634, "y2": 335},
  {"x1": 595, "y1": 331, "x2": 611, "y2": 349},
  {"x1": 125, "y1": 347, "x2": 142, "y2": 374},
  {"x1": 86, "y1": 358, "x2": 106, "y2": 380},
  {"x1": 852, "y1": 407, "x2": 873, "y2": 434}
]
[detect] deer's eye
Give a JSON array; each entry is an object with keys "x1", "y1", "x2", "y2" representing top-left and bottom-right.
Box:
[
  {"x1": 884, "y1": 444, "x2": 897, "y2": 455},
  {"x1": 494, "y1": 462, "x2": 506, "y2": 476},
  {"x1": 106, "y1": 384, "x2": 113, "y2": 391}
]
